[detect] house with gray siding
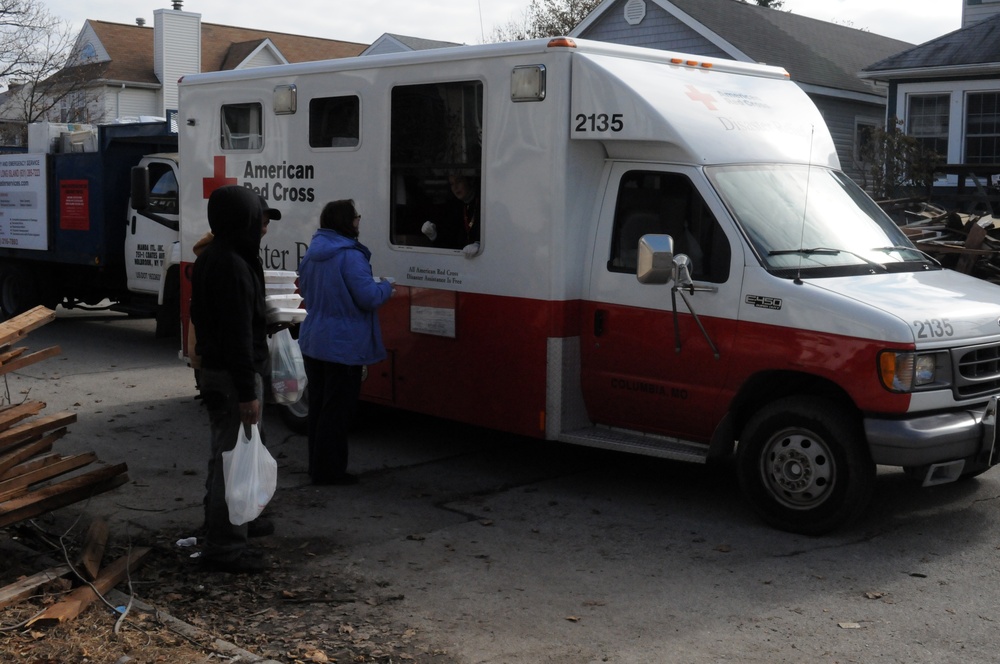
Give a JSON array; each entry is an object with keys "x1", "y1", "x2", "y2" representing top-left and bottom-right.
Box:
[
  {"x1": 570, "y1": 0, "x2": 913, "y2": 185},
  {"x1": 861, "y1": 1, "x2": 1000, "y2": 205}
]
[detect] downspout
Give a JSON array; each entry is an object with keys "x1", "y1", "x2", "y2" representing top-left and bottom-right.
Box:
[{"x1": 116, "y1": 83, "x2": 125, "y2": 122}]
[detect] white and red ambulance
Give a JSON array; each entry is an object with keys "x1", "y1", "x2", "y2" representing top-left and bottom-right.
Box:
[{"x1": 174, "y1": 37, "x2": 1000, "y2": 533}]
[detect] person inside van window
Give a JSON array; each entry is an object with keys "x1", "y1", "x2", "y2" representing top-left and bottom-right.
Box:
[{"x1": 421, "y1": 172, "x2": 481, "y2": 258}]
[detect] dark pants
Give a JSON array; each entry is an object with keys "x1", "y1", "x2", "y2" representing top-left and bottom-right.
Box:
[
  {"x1": 303, "y1": 355, "x2": 362, "y2": 483},
  {"x1": 199, "y1": 368, "x2": 263, "y2": 561}
]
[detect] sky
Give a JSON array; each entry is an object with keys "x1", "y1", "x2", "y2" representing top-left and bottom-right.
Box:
[{"x1": 38, "y1": 0, "x2": 962, "y2": 48}]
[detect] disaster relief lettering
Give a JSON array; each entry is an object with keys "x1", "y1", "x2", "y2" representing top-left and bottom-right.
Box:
[
  {"x1": 239, "y1": 160, "x2": 316, "y2": 203},
  {"x1": 260, "y1": 241, "x2": 308, "y2": 271},
  {"x1": 406, "y1": 266, "x2": 464, "y2": 285}
]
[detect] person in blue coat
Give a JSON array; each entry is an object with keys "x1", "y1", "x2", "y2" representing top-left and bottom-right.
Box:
[{"x1": 298, "y1": 199, "x2": 393, "y2": 485}]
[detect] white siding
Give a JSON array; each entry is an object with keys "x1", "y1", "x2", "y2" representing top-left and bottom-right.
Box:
[
  {"x1": 244, "y1": 48, "x2": 284, "y2": 69},
  {"x1": 155, "y1": 9, "x2": 201, "y2": 115},
  {"x1": 103, "y1": 87, "x2": 161, "y2": 122}
]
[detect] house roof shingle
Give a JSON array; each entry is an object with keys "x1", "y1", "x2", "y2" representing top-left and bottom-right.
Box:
[
  {"x1": 663, "y1": 0, "x2": 913, "y2": 95},
  {"x1": 84, "y1": 19, "x2": 365, "y2": 84},
  {"x1": 863, "y1": 13, "x2": 1000, "y2": 73}
]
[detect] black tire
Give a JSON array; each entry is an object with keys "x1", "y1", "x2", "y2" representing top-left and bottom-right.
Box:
[
  {"x1": 278, "y1": 385, "x2": 309, "y2": 434},
  {"x1": 0, "y1": 264, "x2": 41, "y2": 319},
  {"x1": 736, "y1": 396, "x2": 875, "y2": 535}
]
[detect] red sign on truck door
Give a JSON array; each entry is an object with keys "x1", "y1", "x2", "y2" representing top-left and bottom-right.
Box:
[{"x1": 59, "y1": 179, "x2": 89, "y2": 231}]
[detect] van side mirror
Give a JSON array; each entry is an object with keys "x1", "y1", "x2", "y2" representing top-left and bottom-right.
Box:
[
  {"x1": 636, "y1": 234, "x2": 674, "y2": 284},
  {"x1": 130, "y1": 166, "x2": 149, "y2": 212}
]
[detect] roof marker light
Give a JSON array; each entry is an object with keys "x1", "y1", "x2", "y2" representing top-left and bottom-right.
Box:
[{"x1": 547, "y1": 37, "x2": 577, "y2": 48}]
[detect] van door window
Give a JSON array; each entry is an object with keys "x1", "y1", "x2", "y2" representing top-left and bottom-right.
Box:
[
  {"x1": 609, "y1": 170, "x2": 730, "y2": 283},
  {"x1": 389, "y1": 81, "x2": 483, "y2": 253},
  {"x1": 220, "y1": 102, "x2": 262, "y2": 150},
  {"x1": 309, "y1": 95, "x2": 360, "y2": 148}
]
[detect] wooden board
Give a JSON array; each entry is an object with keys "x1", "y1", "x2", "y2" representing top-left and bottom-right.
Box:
[
  {"x1": 0, "y1": 306, "x2": 56, "y2": 348},
  {"x1": 0, "y1": 412, "x2": 77, "y2": 456},
  {"x1": 0, "y1": 451, "x2": 97, "y2": 502},
  {"x1": 0, "y1": 463, "x2": 129, "y2": 528},
  {"x1": 26, "y1": 547, "x2": 150, "y2": 626}
]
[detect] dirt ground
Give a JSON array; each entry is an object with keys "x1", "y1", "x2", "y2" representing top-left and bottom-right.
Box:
[{"x1": 0, "y1": 515, "x2": 458, "y2": 664}]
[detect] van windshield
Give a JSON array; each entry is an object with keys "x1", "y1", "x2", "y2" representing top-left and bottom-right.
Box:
[{"x1": 706, "y1": 164, "x2": 937, "y2": 277}]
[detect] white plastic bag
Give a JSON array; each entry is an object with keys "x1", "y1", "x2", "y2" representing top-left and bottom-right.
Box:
[
  {"x1": 269, "y1": 328, "x2": 307, "y2": 404},
  {"x1": 222, "y1": 424, "x2": 277, "y2": 525}
]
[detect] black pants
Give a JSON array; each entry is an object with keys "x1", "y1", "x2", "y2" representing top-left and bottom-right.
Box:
[
  {"x1": 199, "y1": 369, "x2": 263, "y2": 561},
  {"x1": 303, "y1": 355, "x2": 362, "y2": 482}
]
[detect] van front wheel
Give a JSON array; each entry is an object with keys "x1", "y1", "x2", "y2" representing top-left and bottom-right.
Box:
[{"x1": 737, "y1": 396, "x2": 875, "y2": 535}]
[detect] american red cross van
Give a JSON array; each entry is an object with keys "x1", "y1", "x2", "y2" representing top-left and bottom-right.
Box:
[{"x1": 176, "y1": 37, "x2": 1000, "y2": 534}]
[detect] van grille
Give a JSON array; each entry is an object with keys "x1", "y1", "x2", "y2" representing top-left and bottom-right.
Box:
[{"x1": 955, "y1": 343, "x2": 1000, "y2": 399}]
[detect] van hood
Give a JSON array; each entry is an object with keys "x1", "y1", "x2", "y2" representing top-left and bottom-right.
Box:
[{"x1": 813, "y1": 269, "x2": 1000, "y2": 346}]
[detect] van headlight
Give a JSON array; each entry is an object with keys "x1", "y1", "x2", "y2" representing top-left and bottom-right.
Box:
[{"x1": 878, "y1": 350, "x2": 950, "y2": 392}]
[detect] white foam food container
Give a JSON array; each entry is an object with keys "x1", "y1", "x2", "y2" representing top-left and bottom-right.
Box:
[
  {"x1": 263, "y1": 270, "x2": 298, "y2": 284},
  {"x1": 266, "y1": 294, "x2": 303, "y2": 310},
  {"x1": 266, "y1": 308, "x2": 307, "y2": 325}
]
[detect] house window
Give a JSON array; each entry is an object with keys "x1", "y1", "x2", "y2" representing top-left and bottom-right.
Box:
[
  {"x1": 854, "y1": 118, "x2": 880, "y2": 163},
  {"x1": 907, "y1": 94, "x2": 949, "y2": 158},
  {"x1": 389, "y1": 81, "x2": 484, "y2": 252},
  {"x1": 220, "y1": 103, "x2": 262, "y2": 150},
  {"x1": 965, "y1": 92, "x2": 1000, "y2": 164},
  {"x1": 308, "y1": 96, "x2": 360, "y2": 148}
]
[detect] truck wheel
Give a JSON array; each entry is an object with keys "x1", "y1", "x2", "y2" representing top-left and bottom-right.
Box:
[
  {"x1": 0, "y1": 265, "x2": 39, "y2": 319},
  {"x1": 736, "y1": 396, "x2": 875, "y2": 535},
  {"x1": 278, "y1": 386, "x2": 309, "y2": 434}
]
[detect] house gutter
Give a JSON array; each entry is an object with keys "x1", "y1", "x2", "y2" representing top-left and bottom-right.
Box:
[{"x1": 860, "y1": 62, "x2": 1000, "y2": 82}]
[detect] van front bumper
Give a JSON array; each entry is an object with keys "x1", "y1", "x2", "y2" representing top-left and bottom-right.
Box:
[{"x1": 864, "y1": 396, "x2": 998, "y2": 470}]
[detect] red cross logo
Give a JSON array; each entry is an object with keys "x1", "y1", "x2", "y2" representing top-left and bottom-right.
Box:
[
  {"x1": 686, "y1": 85, "x2": 718, "y2": 111},
  {"x1": 202, "y1": 156, "x2": 237, "y2": 199}
]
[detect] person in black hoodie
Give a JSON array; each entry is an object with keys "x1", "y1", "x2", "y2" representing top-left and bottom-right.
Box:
[{"x1": 191, "y1": 185, "x2": 270, "y2": 573}]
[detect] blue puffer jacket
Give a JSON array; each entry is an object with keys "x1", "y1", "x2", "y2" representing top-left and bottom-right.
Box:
[{"x1": 298, "y1": 228, "x2": 392, "y2": 366}]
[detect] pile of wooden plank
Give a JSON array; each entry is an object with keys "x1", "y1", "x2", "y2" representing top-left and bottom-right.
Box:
[
  {"x1": 895, "y1": 201, "x2": 1000, "y2": 281},
  {"x1": 0, "y1": 306, "x2": 129, "y2": 529}
]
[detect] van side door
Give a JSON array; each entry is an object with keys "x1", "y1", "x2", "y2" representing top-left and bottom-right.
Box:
[{"x1": 580, "y1": 163, "x2": 743, "y2": 443}]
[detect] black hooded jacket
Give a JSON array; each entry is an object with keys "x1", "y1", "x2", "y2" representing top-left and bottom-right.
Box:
[{"x1": 190, "y1": 186, "x2": 268, "y2": 402}]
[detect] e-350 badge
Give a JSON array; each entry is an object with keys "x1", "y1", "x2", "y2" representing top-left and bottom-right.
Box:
[{"x1": 746, "y1": 294, "x2": 782, "y2": 310}]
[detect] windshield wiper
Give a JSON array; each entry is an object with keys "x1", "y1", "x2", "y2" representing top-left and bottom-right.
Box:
[
  {"x1": 768, "y1": 247, "x2": 888, "y2": 272},
  {"x1": 870, "y1": 245, "x2": 942, "y2": 267}
]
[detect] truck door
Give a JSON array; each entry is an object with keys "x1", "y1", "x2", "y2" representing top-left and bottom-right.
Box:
[
  {"x1": 581, "y1": 163, "x2": 743, "y2": 443},
  {"x1": 125, "y1": 159, "x2": 179, "y2": 296}
]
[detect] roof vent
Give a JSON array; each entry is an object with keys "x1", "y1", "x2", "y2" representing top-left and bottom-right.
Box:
[
  {"x1": 136, "y1": 17, "x2": 145, "y2": 26},
  {"x1": 624, "y1": 0, "x2": 646, "y2": 26},
  {"x1": 172, "y1": 0, "x2": 183, "y2": 9}
]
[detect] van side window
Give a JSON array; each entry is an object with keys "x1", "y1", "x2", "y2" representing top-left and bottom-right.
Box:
[
  {"x1": 389, "y1": 81, "x2": 484, "y2": 251},
  {"x1": 609, "y1": 171, "x2": 730, "y2": 283},
  {"x1": 309, "y1": 96, "x2": 360, "y2": 148},
  {"x1": 220, "y1": 103, "x2": 263, "y2": 150}
]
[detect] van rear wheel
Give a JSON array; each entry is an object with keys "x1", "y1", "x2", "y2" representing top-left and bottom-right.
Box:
[{"x1": 737, "y1": 396, "x2": 875, "y2": 535}]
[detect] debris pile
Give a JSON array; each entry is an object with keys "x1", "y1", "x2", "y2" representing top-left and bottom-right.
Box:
[
  {"x1": 0, "y1": 306, "x2": 136, "y2": 624},
  {"x1": 895, "y1": 201, "x2": 1000, "y2": 281}
]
